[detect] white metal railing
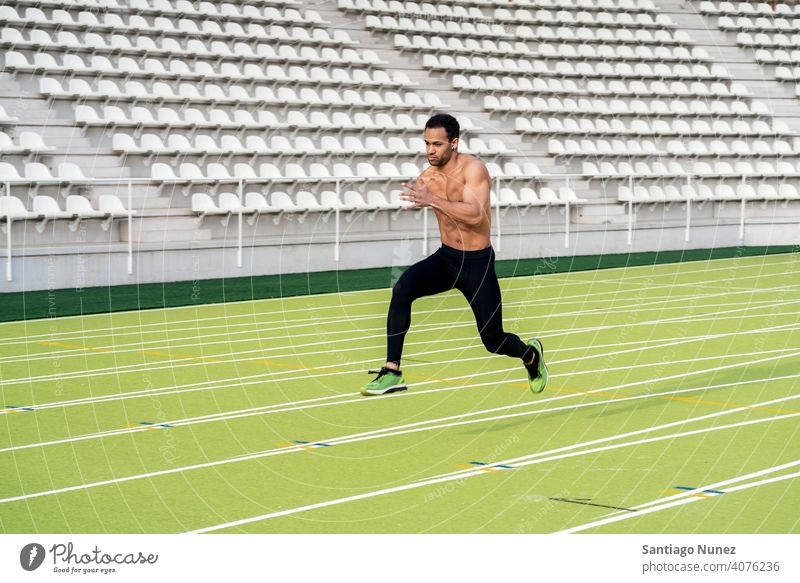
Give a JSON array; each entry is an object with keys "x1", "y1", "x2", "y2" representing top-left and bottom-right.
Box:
[{"x1": 3, "y1": 170, "x2": 798, "y2": 282}]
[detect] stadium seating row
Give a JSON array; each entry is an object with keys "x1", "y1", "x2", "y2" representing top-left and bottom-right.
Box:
[
  {"x1": 0, "y1": 29, "x2": 377, "y2": 66},
  {"x1": 488, "y1": 96, "x2": 765, "y2": 117},
  {"x1": 151, "y1": 162, "x2": 425, "y2": 183},
  {"x1": 0, "y1": 162, "x2": 92, "y2": 181},
  {"x1": 516, "y1": 25, "x2": 691, "y2": 44},
  {"x1": 492, "y1": 8, "x2": 673, "y2": 27},
  {"x1": 775, "y1": 66, "x2": 800, "y2": 81},
  {"x1": 112, "y1": 135, "x2": 507, "y2": 157},
  {"x1": 536, "y1": 43, "x2": 711, "y2": 62},
  {"x1": 125, "y1": 0, "x2": 308, "y2": 22},
  {"x1": 342, "y1": 0, "x2": 486, "y2": 19},
  {"x1": 482, "y1": 80, "x2": 760, "y2": 101},
  {"x1": 41, "y1": 79, "x2": 442, "y2": 113},
  {"x1": 8, "y1": 158, "x2": 798, "y2": 186},
  {"x1": 0, "y1": 25, "x2": 355, "y2": 53},
  {"x1": 363, "y1": 8, "x2": 670, "y2": 28},
  {"x1": 618, "y1": 182, "x2": 800, "y2": 202},
  {"x1": 402, "y1": 0, "x2": 657, "y2": 10},
  {"x1": 190, "y1": 186, "x2": 580, "y2": 219},
  {"x1": 699, "y1": 1, "x2": 800, "y2": 16},
  {"x1": 12, "y1": 0, "x2": 301, "y2": 17},
  {"x1": 425, "y1": 52, "x2": 717, "y2": 78},
  {"x1": 0, "y1": 160, "x2": 544, "y2": 184},
  {"x1": 368, "y1": 15, "x2": 691, "y2": 43},
  {"x1": 517, "y1": 117, "x2": 791, "y2": 137},
  {"x1": 395, "y1": 34, "x2": 701, "y2": 57},
  {"x1": 4, "y1": 53, "x2": 410, "y2": 89},
  {"x1": 0, "y1": 6, "x2": 322, "y2": 32},
  {"x1": 0, "y1": 132, "x2": 54, "y2": 154},
  {"x1": 738, "y1": 32, "x2": 800, "y2": 48},
  {"x1": 457, "y1": 76, "x2": 753, "y2": 102},
  {"x1": 394, "y1": 34, "x2": 530, "y2": 56},
  {"x1": 549, "y1": 138, "x2": 800, "y2": 157},
  {"x1": 14, "y1": 0, "x2": 127, "y2": 8},
  {"x1": 75, "y1": 106, "x2": 441, "y2": 133},
  {"x1": 754, "y1": 48, "x2": 800, "y2": 64},
  {"x1": 0, "y1": 18, "x2": 342, "y2": 52},
  {"x1": 584, "y1": 158, "x2": 800, "y2": 177},
  {"x1": 720, "y1": 16, "x2": 800, "y2": 31},
  {"x1": 366, "y1": 14, "x2": 508, "y2": 37},
  {"x1": 445, "y1": 60, "x2": 730, "y2": 81},
  {"x1": 0, "y1": 194, "x2": 133, "y2": 224}
]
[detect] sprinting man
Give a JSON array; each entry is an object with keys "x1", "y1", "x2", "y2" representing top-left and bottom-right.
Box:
[{"x1": 361, "y1": 113, "x2": 548, "y2": 396}]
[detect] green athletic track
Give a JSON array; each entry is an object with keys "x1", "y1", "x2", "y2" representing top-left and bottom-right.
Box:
[{"x1": 1, "y1": 252, "x2": 799, "y2": 534}]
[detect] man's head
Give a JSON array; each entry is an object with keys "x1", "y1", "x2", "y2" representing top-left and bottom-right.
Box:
[{"x1": 424, "y1": 113, "x2": 460, "y2": 167}]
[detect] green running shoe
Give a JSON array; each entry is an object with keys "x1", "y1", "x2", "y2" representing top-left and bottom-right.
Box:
[
  {"x1": 361, "y1": 367, "x2": 408, "y2": 396},
  {"x1": 525, "y1": 338, "x2": 548, "y2": 394}
]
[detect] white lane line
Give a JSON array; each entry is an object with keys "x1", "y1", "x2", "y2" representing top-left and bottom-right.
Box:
[
  {"x1": 1, "y1": 251, "x2": 795, "y2": 334},
  {"x1": 183, "y1": 410, "x2": 800, "y2": 534},
  {"x1": 251, "y1": 381, "x2": 800, "y2": 470},
  {"x1": 5, "y1": 319, "x2": 799, "y2": 420},
  {"x1": 2, "y1": 375, "x2": 796, "y2": 508},
  {"x1": 5, "y1": 341, "x2": 798, "y2": 456},
  {"x1": 5, "y1": 317, "x2": 799, "y2": 416},
  {"x1": 0, "y1": 270, "x2": 593, "y2": 344},
  {"x1": 555, "y1": 462, "x2": 800, "y2": 534},
  {"x1": 2, "y1": 261, "x2": 796, "y2": 347},
  {"x1": 12, "y1": 300, "x2": 793, "y2": 388},
  {"x1": 570, "y1": 252, "x2": 798, "y2": 285},
  {"x1": 413, "y1": 390, "x2": 800, "y2": 483},
  {"x1": 3, "y1": 292, "x2": 791, "y2": 381},
  {"x1": 0, "y1": 292, "x2": 787, "y2": 364},
  {"x1": 597, "y1": 457, "x2": 800, "y2": 521},
  {"x1": 4, "y1": 292, "x2": 799, "y2": 387},
  {"x1": 2, "y1": 289, "x2": 781, "y2": 363},
  {"x1": 12, "y1": 302, "x2": 795, "y2": 379}
]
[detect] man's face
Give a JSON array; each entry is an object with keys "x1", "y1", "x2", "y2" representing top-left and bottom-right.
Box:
[{"x1": 424, "y1": 127, "x2": 457, "y2": 167}]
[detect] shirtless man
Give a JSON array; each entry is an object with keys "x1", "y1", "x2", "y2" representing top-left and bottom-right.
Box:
[{"x1": 361, "y1": 113, "x2": 548, "y2": 396}]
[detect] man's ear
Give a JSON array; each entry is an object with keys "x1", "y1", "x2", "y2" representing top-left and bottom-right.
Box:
[{"x1": 451, "y1": 137, "x2": 459, "y2": 150}]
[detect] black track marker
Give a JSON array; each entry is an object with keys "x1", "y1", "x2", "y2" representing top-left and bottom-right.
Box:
[{"x1": 550, "y1": 497, "x2": 637, "y2": 512}]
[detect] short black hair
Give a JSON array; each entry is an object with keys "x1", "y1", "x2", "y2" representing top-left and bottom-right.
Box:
[{"x1": 425, "y1": 113, "x2": 460, "y2": 142}]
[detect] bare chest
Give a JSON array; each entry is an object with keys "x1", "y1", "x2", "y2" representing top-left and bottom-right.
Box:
[{"x1": 425, "y1": 173, "x2": 466, "y2": 202}]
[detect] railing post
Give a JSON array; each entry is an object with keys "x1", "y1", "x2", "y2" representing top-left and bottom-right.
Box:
[
  {"x1": 334, "y1": 179, "x2": 340, "y2": 262},
  {"x1": 564, "y1": 176, "x2": 570, "y2": 249},
  {"x1": 627, "y1": 175, "x2": 633, "y2": 246},
  {"x1": 5, "y1": 181, "x2": 11, "y2": 281},
  {"x1": 237, "y1": 178, "x2": 243, "y2": 268},
  {"x1": 685, "y1": 175, "x2": 691, "y2": 243},
  {"x1": 495, "y1": 175, "x2": 502, "y2": 252},
  {"x1": 422, "y1": 207, "x2": 428, "y2": 255},
  {"x1": 127, "y1": 180, "x2": 133, "y2": 275},
  {"x1": 740, "y1": 176, "x2": 746, "y2": 243}
]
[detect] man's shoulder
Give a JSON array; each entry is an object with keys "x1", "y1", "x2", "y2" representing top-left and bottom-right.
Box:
[{"x1": 460, "y1": 154, "x2": 490, "y2": 179}]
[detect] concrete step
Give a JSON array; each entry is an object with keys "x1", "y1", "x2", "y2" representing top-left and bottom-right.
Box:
[
  {"x1": 577, "y1": 203, "x2": 628, "y2": 222},
  {"x1": 121, "y1": 215, "x2": 211, "y2": 241},
  {"x1": 129, "y1": 197, "x2": 175, "y2": 210},
  {"x1": 121, "y1": 228, "x2": 212, "y2": 242},
  {"x1": 128, "y1": 216, "x2": 200, "y2": 230},
  {"x1": 0, "y1": 71, "x2": 19, "y2": 85}
]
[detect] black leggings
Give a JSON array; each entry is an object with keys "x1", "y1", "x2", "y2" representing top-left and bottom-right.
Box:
[{"x1": 386, "y1": 244, "x2": 529, "y2": 364}]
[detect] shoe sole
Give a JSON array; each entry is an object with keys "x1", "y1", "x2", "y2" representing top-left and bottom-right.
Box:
[{"x1": 361, "y1": 384, "x2": 408, "y2": 396}]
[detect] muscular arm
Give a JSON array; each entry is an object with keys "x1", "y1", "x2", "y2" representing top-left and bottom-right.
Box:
[{"x1": 401, "y1": 162, "x2": 491, "y2": 227}]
